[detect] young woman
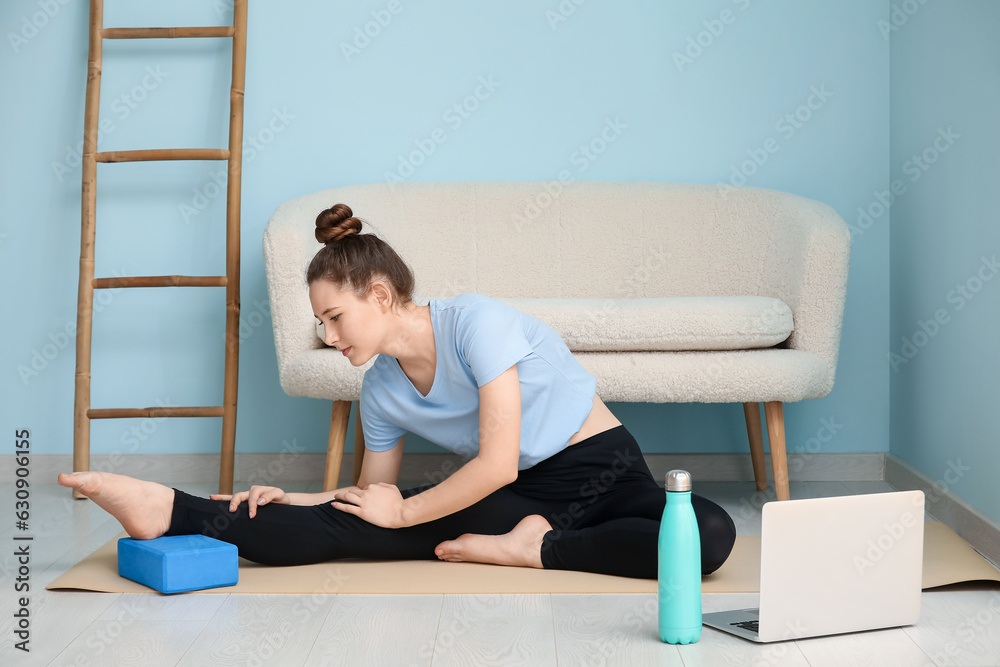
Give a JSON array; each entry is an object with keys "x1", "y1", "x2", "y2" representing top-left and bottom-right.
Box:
[{"x1": 58, "y1": 203, "x2": 737, "y2": 579}]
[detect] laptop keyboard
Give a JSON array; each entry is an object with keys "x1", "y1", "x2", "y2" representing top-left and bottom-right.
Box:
[{"x1": 730, "y1": 620, "x2": 759, "y2": 633}]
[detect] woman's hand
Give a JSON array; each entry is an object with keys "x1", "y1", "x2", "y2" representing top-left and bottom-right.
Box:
[
  {"x1": 210, "y1": 485, "x2": 290, "y2": 519},
  {"x1": 330, "y1": 482, "x2": 408, "y2": 528}
]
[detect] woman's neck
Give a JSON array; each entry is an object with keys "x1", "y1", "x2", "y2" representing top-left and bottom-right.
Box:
[{"x1": 384, "y1": 303, "x2": 434, "y2": 370}]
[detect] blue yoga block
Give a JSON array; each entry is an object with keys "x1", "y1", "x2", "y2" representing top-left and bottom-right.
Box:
[{"x1": 118, "y1": 534, "x2": 239, "y2": 594}]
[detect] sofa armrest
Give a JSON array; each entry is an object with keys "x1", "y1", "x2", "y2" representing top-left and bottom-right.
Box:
[
  {"x1": 263, "y1": 198, "x2": 331, "y2": 382},
  {"x1": 764, "y1": 191, "x2": 852, "y2": 390}
]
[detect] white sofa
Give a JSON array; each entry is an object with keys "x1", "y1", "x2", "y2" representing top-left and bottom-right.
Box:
[{"x1": 262, "y1": 181, "x2": 852, "y2": 498}]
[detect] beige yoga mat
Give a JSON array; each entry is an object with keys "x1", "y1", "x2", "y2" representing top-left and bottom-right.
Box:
[{"x1": 46, "y1": 521, "x2": 1000, "y2": 595}]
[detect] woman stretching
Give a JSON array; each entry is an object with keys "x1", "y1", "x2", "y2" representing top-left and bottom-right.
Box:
[{"x1": 58, "y1": 204, "x2": 736, "y2": 579}]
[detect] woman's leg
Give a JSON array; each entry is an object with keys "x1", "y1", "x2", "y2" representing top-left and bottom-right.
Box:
[
  {"x1": 503, "y1": 425, "x2": 738, "y2": 579},
  {"x1": 539, "y1": 492, "x2": 737, "y2": 579},
  {"x1": 59, "y1": 427, "x2": 737, "y2": 577},
  {"x1": 159, "y1": 481, "x2": 552, "y2": 567},
  {"x1": 60, "y1": 470, "x2": 554, "y2": 568}
]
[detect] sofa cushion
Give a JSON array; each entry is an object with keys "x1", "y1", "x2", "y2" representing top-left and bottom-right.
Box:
[
  {"x1": 497, "y1": 296, "x2": 793, "y2": 351},
  {"x1": 315, "y1": 296, "x2": 793, "y2": 352}
]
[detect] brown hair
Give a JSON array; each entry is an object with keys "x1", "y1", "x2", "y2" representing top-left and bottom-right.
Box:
[{"x1": 305, "y1": 203, "x2": 416, "y2": 312}]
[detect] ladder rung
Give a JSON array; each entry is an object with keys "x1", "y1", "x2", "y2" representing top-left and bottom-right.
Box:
[
  {"x1": 96, "y1": 149, "x2": 229, "y2": 163},
  {"x1": 89, "y1": 407, "x2": 225, "y2": 419},
  {"x1": 102, "y1": 26, "x2": 235, "y2": 39},
  {"x1": 93, "y1": 275, "x2": 228, "y2": 289}
]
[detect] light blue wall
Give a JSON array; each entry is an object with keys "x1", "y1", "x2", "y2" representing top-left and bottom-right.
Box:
[
  {"x1": 3, "y1": 2, "x2": 889, "y2": 464},
  {"x1": 889, "y1": 1, "x2": 1000, "y2": 523}
]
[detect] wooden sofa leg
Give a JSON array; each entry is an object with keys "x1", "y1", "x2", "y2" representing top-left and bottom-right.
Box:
[
  {"x1": 743, "y1": 402, "x2": 768, "y2": 491},
  {"x1": 325, "y1": 400, "x2": 352, "y2": 492},
  {"x1": 352, "y1": 400, "x2": 365, "y2": 487},
  {"x1": 764, "y1": 401, "x2": 790, "y2": 501}
]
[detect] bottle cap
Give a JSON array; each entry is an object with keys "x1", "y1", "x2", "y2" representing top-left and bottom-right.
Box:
[{"x1": 665, "y1": 469, "x2": 692, "y2": 492}]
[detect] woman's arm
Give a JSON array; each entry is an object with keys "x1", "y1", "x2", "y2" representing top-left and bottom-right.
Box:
[
  {"x1": 403, "y1": 365, "x2": 521, "y2": 526},
  {"x1": 400, "y1": 455, "x2": 515, "y2": 525},
  {"x1": 357, "y1": 435, "x2": 406, "y2": 488},
  {"x1": 330, "y1": 365, "x2": 524, "y2": 527},
  {"x1": 286, "y1": 435, "x2": 407, "y2": 506},
  {"x1": 401, "y1": 365, "x2": 522, "y2": 525}
]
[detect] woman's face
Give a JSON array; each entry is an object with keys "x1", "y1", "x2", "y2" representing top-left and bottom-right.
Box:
[{"x1": 309, "y1": 280, "x2": 386, "y2": 365}]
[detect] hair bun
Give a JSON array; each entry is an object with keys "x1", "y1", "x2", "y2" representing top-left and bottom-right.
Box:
[{"x1": 315, "y1": 203, "x2": 363, "y2": 245}]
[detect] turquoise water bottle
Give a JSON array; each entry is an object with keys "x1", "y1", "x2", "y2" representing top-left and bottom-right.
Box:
[{"x1": 658, "y1": 469, "x2": 702, "y2": 644}]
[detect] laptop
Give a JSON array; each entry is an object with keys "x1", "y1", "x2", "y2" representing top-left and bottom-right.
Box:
[{"x1": 702, "y1": 490, "x2": 924, "y2": 643}]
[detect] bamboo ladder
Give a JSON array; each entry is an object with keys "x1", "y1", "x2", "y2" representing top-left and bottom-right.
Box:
[{"x1": 72, "y1": 0, "x2": 248, "y2": 498}]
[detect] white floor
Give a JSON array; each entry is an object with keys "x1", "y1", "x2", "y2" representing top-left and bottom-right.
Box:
[{"x1": 2, "y1": 479, "x2": 1000, "y2": 666}]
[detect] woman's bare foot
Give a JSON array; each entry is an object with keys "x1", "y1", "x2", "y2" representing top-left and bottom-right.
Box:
[
  {"x1": 434, "y1": 514, "x2": 552, "y2": 568},
  {"x1": 57, "y1": 471, "x2": 174, "y2": 540}
]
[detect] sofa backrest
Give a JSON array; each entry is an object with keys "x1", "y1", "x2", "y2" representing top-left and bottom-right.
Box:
[{"x1": 263, "y1": 180, "x2": 851, "y2": 376}]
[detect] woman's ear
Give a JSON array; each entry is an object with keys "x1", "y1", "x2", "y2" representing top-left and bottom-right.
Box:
[{"x1": 371, "y1": 281, "x2": 391, "y2": 308}]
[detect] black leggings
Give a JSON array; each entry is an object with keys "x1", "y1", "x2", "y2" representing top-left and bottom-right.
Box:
[{"x1": 163, "y1": 424, "x2": 736, "y2": 579}]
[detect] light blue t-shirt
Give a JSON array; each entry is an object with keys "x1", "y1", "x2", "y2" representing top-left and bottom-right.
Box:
[{"x1": 359, "y1": 293, "x2": 597, "y2": 470}]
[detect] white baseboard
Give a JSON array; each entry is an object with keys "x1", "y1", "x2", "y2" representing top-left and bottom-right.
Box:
[{"x1": 885, "y1": 453, "x2": 1000, "y2": 569}]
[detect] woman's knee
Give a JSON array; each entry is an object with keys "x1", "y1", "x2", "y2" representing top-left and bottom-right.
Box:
[{"x1": 692, "y1": 495, "x2": 737, "y2": 575}]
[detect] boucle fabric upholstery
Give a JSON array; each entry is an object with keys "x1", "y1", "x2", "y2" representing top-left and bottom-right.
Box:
[{"x1": 263, "y1": 181, "x2": 851, "y2": 405}]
